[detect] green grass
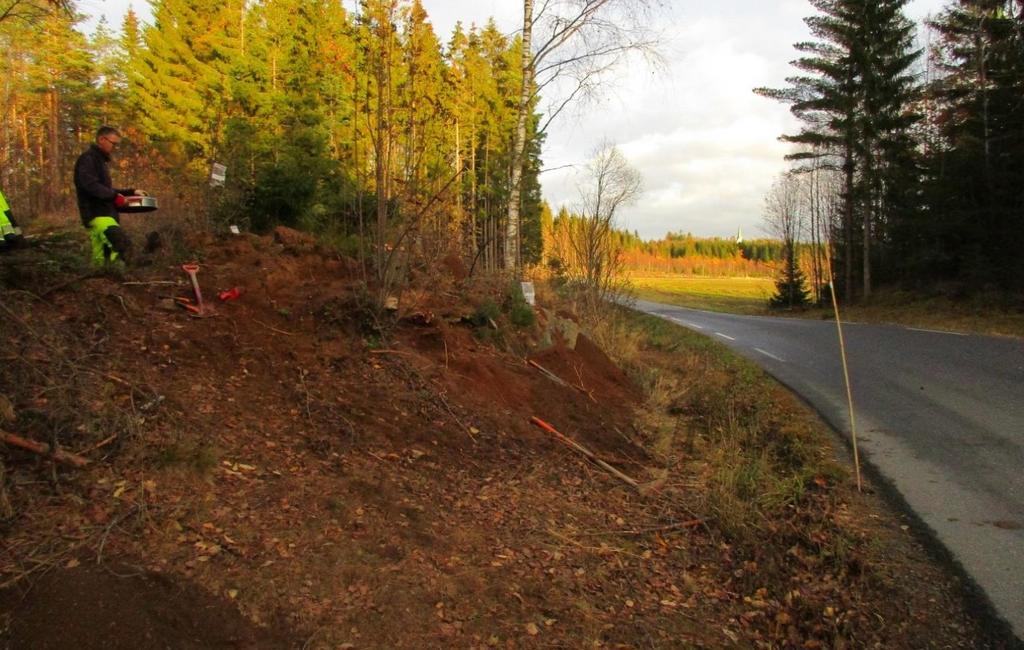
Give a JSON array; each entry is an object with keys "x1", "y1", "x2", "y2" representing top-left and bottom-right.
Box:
[
  {"x1": 806, "y1": 289, "x2": 1024, "y2": 338},
  {"x1": 629, "y1": 275, "x2": 774, "y2": 314},
  {"x1": 629, "y1": 275, "x2": 1024, "y2": 338}
]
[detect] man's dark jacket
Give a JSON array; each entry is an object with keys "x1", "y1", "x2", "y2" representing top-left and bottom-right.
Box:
[{"x1": 73, "y1": 144, "x2": 134, "y2": 226}]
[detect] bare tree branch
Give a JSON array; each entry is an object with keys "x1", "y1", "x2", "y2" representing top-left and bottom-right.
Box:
[{"x1": 503, "y1": 0, "x2": 664, "y2": 270}]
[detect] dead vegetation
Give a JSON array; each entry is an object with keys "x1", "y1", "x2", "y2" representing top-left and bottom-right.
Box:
[{"x1": 0, "y1": 230, "x2": 996, "y2": 648}]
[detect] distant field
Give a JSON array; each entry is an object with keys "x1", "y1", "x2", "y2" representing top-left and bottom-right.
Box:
[
  {"x1": 628, "y1": 275, "x2": 774, "y2": 314},
  {"x1": 629, "y1": 275, "x2": 1024, "y2": 338}
]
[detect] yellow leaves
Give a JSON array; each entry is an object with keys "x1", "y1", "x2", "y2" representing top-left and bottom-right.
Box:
[
  {"x1": 0, "y1": 394, "x2": 16, "y2": 422},
  {"x1": 524, "y1": 622, "x2": 539, "y2": 636},
  {"x1": 220, "y1": 460, "x2": 258, "y2": 478}
]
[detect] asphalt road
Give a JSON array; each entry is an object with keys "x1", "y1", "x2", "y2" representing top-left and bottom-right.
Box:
[{"x1": 632, "y1": 299, "x2": 1024, "y2": 641}]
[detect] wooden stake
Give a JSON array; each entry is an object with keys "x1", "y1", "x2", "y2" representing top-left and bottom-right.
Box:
[
  {"x1": 528, "y1": 360, "x2": 597, "y2": 402},
  {"x1": 528, "y1": 360, "x2": 570, "y2": 387},
  {"x1": 530, "y1": 417, "x2": 639, "y2": 490},
  {"x1": 824, "y1": 249, "x2": 862, "y2": 492},
  {"x1": 1, "y1": 430, "x2": 91, "y2": 468}
]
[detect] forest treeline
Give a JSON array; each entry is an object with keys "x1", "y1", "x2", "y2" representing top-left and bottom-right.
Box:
[
  {"x1": 544, "y1": 206, "x2": 783, "y2": 277},
  {"x1": 2, "y1": 0, "x2": 1021, "y2": 303},
  {"x1": 758, "y1": 0, "x2": 1024, "y2": 301},
  {"x1": 0, "y1": 0, "x2": 544, "y2": 273}
]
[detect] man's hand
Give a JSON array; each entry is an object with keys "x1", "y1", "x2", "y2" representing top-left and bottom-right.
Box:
[
  {"x1": 115, "y1": 194, "x2": 126, "y2": 208},
  {"x1": 135, "y1": 189, "x2": 148, "y2": 196}
]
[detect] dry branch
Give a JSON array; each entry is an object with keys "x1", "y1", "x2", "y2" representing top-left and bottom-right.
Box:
[
  {"x1": 529, "y1": 416, "x2": 638, "y2": 490},
  {"x1": 528, "y1": 359, "x2": 571, "y2": 387},
  {"x1": 1, "y1": 430, "x2": 90, "y2": 467},
  {"x1": 529, "y1": 360, "x2": 596, "y2": 402}
]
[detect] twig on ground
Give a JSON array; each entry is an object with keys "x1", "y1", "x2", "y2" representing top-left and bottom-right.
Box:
[
  {"x1": 577, "y1": 520, "x2": 705, "y2": 537},
  {"x1": 298, "y1": 368, "x2": 312, "y2": 422},
  {"x1": 121, "y1": 280, "x2": 180, "y2": 286},
  {"x1": 573, "y1": 364, "x2": 598, "y2": 403},
  {"x1": 38, "y1": 272, "x2": 99, "y2": 298},
  {"x1": 95, "y1": 504, "x2": 141, "y2": 565},
  {"x1": 545, "y1": 527, "x2": 645, "y2": 559},
  {"x1": 253, "y1": 319, "x2": 296, "y2": 336},
  {"x1": 75, "y1": 434, "x2": 118, "y2": 456},
  {"x1": 1, "y1": 430, "x2": 90, "y2": 468},
  {"x1": 528, "y1": 359, "x2": 570, "y2": 387},
  {"x1": 528, "y1": 360, "x2": 597, "y2": 402},
  {"x1": 529, "y1": 416, "x2": 639, "y2": 490}
]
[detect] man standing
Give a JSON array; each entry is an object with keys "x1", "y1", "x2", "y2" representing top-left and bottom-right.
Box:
[
  {"x1": 73, "y1": 126, "x2": 141, "y2": 266},
  {"x1": 0, "y1": 186, "x2": 24, "y2": 250}
]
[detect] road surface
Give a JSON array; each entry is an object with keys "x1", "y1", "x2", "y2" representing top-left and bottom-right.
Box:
[{"x1": 633, "y1": 299, "x2": 1024, "y2": 641}]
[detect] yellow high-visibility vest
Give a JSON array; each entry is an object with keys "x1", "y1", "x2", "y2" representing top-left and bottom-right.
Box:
[{"x1": 1, "y1": 189, "x2": 22, "y2": 237}]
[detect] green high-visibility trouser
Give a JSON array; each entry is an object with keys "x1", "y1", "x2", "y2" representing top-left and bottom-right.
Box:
[
  {"x1": 0, "y1": 214, "x2": 20, "y2": 239},
  {"x1": 0, "y1": 190, "x2": 21, "y2": 239},
  {"x1": 87, "y1": 216, "x2": 128, "y2": 266}
]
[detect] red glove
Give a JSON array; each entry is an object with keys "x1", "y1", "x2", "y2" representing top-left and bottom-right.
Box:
[
  {"x1": 115, "y1": 194, "x2": 126, "y2": 208},
  {"x1": 218, "y1": 287, "x2": 242, "y2": 302}
]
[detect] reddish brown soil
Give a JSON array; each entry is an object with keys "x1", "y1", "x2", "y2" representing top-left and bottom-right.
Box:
[
  {"x1": 0, "y1": 565, "x2": 288, "y2": 649},
  {"x1": 0, "y1": 229, "x2": 992, "y2": 648}
]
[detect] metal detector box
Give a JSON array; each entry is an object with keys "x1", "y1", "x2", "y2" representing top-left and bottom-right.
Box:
[{"x1": 119, "y1": 195, "x2": 159, "y2": 213}]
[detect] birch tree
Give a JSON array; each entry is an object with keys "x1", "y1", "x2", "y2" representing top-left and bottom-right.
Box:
[
  {"x1": 504, "y1": 0, "x2": 661, "y2": 270},
  {"x1": 568, "y1": 142, "x2": 641, "y2": 305}
]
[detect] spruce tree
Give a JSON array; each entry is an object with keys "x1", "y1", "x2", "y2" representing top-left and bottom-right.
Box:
[
  {"x1": 926, "y1": 1, "x2": 1024, "y2": 289},
  {"x1": 769, "y1": 247, "x2": 812, "y2": 310},
  {"x1": 130, "y1": 0, "x2": 244, "y2": 176},
  {"x1": 757, "y1": 0, "x2": 922, "y2": 300}
]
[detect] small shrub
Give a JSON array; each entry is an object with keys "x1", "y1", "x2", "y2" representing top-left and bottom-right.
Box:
[
  {"x1": 509, "y1": 301, "x2": 535, "y2": 328},
  {"x1": 155, "y1": 441, "x2": 220, "y2": 475},
  {"x1": 471, "y1": 299, "x2": 500, "y2": 327}
]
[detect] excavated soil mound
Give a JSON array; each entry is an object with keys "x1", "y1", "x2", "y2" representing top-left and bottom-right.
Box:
[
  {"x1": 397, "y1": 320, "x2": 644, "y2": 464},
  {"x1": 0, "y1": 566, "x2": 290, "y2": 649}
]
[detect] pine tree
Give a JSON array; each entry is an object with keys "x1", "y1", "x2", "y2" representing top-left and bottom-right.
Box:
[
  {"x1": 398, "y1": 0, "x2": 446, "y2": 197},
  {"x1": 25, "y1": 9, "x2": 96, "y2": 210}
]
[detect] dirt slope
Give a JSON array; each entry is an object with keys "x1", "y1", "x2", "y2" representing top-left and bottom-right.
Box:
[
  {"x1": 0, "y1": 231, "x2": 989, "y2": 649},
  {"x1": 0, "y1": 231, "x2": 657, "y2": 648}
]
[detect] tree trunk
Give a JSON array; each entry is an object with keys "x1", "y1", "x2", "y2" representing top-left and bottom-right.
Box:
[
  {"x1": 862, "y1": 168, "x2": 873, "y2": 300},
  {"x1": 504, "y1": 0, "x2": 533, "y2": 271},
  {"x1": 48, "y1": 88, "x2": 60, "y2": 211},
  {"x1": 843, "y1": 139, "x2": 855, "y2": 304}
]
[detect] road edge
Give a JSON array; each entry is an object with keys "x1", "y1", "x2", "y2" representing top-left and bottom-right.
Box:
[{"x1": 627, "y1": 304, "x2": 1024, "y2": 649}]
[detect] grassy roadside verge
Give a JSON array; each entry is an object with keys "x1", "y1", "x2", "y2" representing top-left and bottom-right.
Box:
[
  {"x1": 629, "y1": 274, "x2": 1024, "y2": 338},
  {"x1": 580, "y1": 302, "x2": 994, "y2": 648},
  {"x1": 803, "y1": 290, "x2": 1024, "y2": 338}
]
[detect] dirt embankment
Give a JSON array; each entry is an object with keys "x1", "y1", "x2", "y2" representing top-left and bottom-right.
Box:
[
  {"x1": 0, "y1": 230, "x2": 651, "y2": 648},
  {"x1": 0, "y1": 230, "x2": 990, "y2": 648}
]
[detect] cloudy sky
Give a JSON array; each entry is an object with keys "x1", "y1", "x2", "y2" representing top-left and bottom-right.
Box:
[{"x1": 79, "y1": 0, "x2": 947, "y2": 239}]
